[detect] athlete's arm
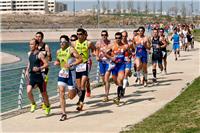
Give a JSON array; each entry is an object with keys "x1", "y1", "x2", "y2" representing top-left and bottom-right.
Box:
[
  {"x1": 104, "y1": 43, "x2": 115, "y2": 61},
  {"x1": 70, "y1": 46, "x2": 83, "y2": 66},
  {"x1": 45, "y1": 44, "x2": 52, "y2": 62},
  {"x1": 88, "y1": 41, "x2": 96, "y2": 56},
  {"x1": 95, "y1": 41, "x2": 100, "y2": 61},
  {"x1": 25, "y1": 52, "x2": 31, "y2": 77},
  {"x1": 170, "y1": 34, "x2": 174, "y2": 41},
  {"x1": 38, "y1": 52, "x2": 48, "y2": 70},
  {"x1": 161, "y1": 37, "x2": 167, "y2": 48},
  {"x1": 145, "y1": 37, "x2": 151, "y2": 50},
  {"x1": 25, "y1": 62, "x2": 30, "y2": 78},
  {"x1": 54, "y1": 50, "x2": 60, "y2": 66}
]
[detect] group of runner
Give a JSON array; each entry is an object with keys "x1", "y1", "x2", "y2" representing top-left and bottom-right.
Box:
[{"x1": 25, "y1": 23, "x2": 195, "y2": 121}]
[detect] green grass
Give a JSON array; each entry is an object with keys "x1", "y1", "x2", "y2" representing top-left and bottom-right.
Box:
[
  {"x1": 194, "y1": 29, "x2": 200, "y2": 42},
  {"x1": 121, "y1": 77, "x2": 200, "y2": 133}
]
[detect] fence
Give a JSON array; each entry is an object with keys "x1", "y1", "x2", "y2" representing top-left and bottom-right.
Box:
[{"x1": 0, "y1": 61, "x2": 99, "y2": 113}]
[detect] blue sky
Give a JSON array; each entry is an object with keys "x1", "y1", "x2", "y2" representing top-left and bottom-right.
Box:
[{"x1": 57, "y1": 0, "x2": 200, "y2": 14}]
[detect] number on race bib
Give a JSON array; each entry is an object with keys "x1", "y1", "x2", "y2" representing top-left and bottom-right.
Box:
[
  {"x1": 76, "y1": 63, "x2": 87, "y2": 72},
  {"x1": 59, "y1": 69, "x2": 69, "y2": 78}
]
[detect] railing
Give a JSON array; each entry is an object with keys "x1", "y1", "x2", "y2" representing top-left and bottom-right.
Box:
[{"x1": 0, "y1": 60, "x2": 100, "y2": 113}]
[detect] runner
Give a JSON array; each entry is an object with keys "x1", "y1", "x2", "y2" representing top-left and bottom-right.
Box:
[
  {"x1": 71, "y1": 28, "x2": 96, "y2": 111},
  {"x1": 132, "y1": 29, "x2": 138, "y2": 77},
  {"x1": 25, "y1": 38, "x2": 51, "y2": 115},
  {"x1": 84, "y1": 30, "x2": 93, "y2": 97},
  {"x1": 104, "y1": 32, "x2": 128, "y2": 105},
  {"x1": 96, "y1": 30, "x2": 114, "y2": 102},
  {"x1": 70, "y1": 34, "x2": 78, "y2": 42},
  {"x1": 159, "y1": 28, "x2": 168, "y2": 74},
  {"x1": 189, "y1": 24, "x2": 195, "y2": 49},
  {"x1": 150, "y1": 28, "x2": 166, "y2": 84},
  {"x1": 35, "y1": 31, "x2": 52, "y2": 110},
  {"x1": 121, "y1": 30, "x2": 134, "y2": 96},
  {"x1": 54, "y1": 35, "x2": 82, "y2": 121},
  {"x1": 182, "y1": 25, "x2": 188, "y2": 51},
  {"x1": 133, "y1": 26, "x2": 150, "y2": 87},
  {"x1": 171, "y1": 27, "x2": 180, "y2": 61},
  {"x1": 70, "y1": 34, "x2": 78, "y2": 90}
]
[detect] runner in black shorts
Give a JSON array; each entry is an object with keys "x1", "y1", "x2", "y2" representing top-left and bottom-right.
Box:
[
  {"x1": 150, "y1": 28, "x2": 163, "y2": 84},
  {"x1": 25, "y1": 38, "x2": 50, "y2": 115},
  {"x1": 159, "y1": 28, "x2": 168, "y2": 74}
]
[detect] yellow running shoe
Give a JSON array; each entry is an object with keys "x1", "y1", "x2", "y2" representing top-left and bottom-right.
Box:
[
  {"x1": 45, "y1": 106, "x2": 51, "y2": 115},
  {"x1": 102, "y1": 96, "x2": 109, "y2": 102},
  {"x1": 41, "y1": 103, "x2": 46, "y2": 110},
  {"x1": 30, "y1": 104, "x2": 37, "y2": 113},
  {"x1": 113, "y1": 97, "x2": 120, "y2": 105}
]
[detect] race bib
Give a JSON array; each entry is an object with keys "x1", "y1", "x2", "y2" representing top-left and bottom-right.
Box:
[
  {"x1": 59, "y1": 69, "x2": 69, "y2": 78},
  {"x1": 76, "y1": 63, "x2": 87, "y2": 72}
]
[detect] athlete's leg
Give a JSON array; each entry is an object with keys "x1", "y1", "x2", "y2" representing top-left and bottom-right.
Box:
[
  {"x1": 58, "y1": 85, "x2": 66, "y2": 115},
  {"x1": 27, "y1": 85, "x2": 35, "y2": 104},
  {"x1": 142, "y1": 63, "x2": 148, "y2": 86},
  {"x1": 104, "y1": 71, "x2": 111, "y2": 98},
  {"x1": 135, "y1": 57, "x2": 142, "y2": 83}
]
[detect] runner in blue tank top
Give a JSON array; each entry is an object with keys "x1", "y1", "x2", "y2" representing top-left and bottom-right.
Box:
[{"x1": 171, "y1": 27, "x2": 180, "y2": 61}]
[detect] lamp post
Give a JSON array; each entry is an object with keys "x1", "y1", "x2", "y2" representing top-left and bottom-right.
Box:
[
  {"x1": 97, "y1": 0, "x2": 100, "y2": 28},
  {"x1": 73, "y1": 0, "x2": 75, "y2": 16}
]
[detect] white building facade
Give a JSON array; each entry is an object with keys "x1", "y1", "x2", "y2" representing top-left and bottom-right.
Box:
[{"x1": 0, "y1": 0, "x2": 67, "y2": 14}]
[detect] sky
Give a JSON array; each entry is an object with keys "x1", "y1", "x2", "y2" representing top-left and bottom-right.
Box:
[{"x1": 57, "y1": 0, "x2": 200, "y2": 14}]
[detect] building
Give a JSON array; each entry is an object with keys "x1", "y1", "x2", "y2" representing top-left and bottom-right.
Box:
[
  {"x1": 55, "y1": 2, "x2": 67, "y2": 13},
  {"x1": 48, "y1": 0, "x2": 55, "y2": 12},
  {"x1": 0, "y1": 0, "x2": 67, "y2": 14}
]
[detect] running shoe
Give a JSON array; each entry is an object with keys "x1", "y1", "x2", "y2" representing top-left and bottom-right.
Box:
[
  {"x1": 113, "y1": 97, "x2": 120, "y2": 105},
  {"x1": 121, "y1": 88, "x2": 125, "y2": 97},
  {"x1": 86, "y1": 90, "x2": 91, "y2": 97},
  {"x1": 60, "y1": 114, "x2": 67, "y2": 121},
  {"x1": 127, "y1": 81, "x2": 129, "y2": 87},
  {"x1": 135, "y1": 78, "x2": 139, "y2": 83},
  {"x1": 133, "y1": 73, "x2": 137, "y2": 77},
  {"x1": 152, "y1": 78, "x2": 158, "y2": 85},
  {"x1": 77, "y1": 101, "x2": 80, "y2": 105},
  {"x1": 45, "y1": 106, "x2": 51, "y2": 115},
  {"x1": 144, "y1": 80, "x2": 148, "y2": 87},
  {"x1": 30, "y1": 104, "x2": 36, "y2": 113},
  {"x1": 76, "y1": 102, "x2": 83, "y2": 111},
  {"x1": 164, "y1": 69, "x2": 167, "y2": 75},
  {"x1": 41, "y1": 103, "x2": 46, "y2": 110},
  {"x1": 102, "y1": 96, "x2": 109, "y2": 102}
]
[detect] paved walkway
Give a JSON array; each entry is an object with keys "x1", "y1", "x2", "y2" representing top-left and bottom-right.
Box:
[{"x1": 1, "y1": 42, "x2": 200, "y2": 133}]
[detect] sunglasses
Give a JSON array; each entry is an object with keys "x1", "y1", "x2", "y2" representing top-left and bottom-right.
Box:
[
  {"x1": 115, "y1": 37, "x2": 122, "y2": 40},
  {"x1": 101, "y1": 34, "x2": 107, "y2": 37},
  {"x1": 60, "y1": 41, "x2": 68, "y2": 44},
  {"x1": 77, "y1": 33, "x2": 83, "y2": 36}
]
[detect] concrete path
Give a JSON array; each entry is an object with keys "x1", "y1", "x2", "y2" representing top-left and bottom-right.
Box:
[{"x1": 1, "y1": 42, "x2": 200, "y2": 133}]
